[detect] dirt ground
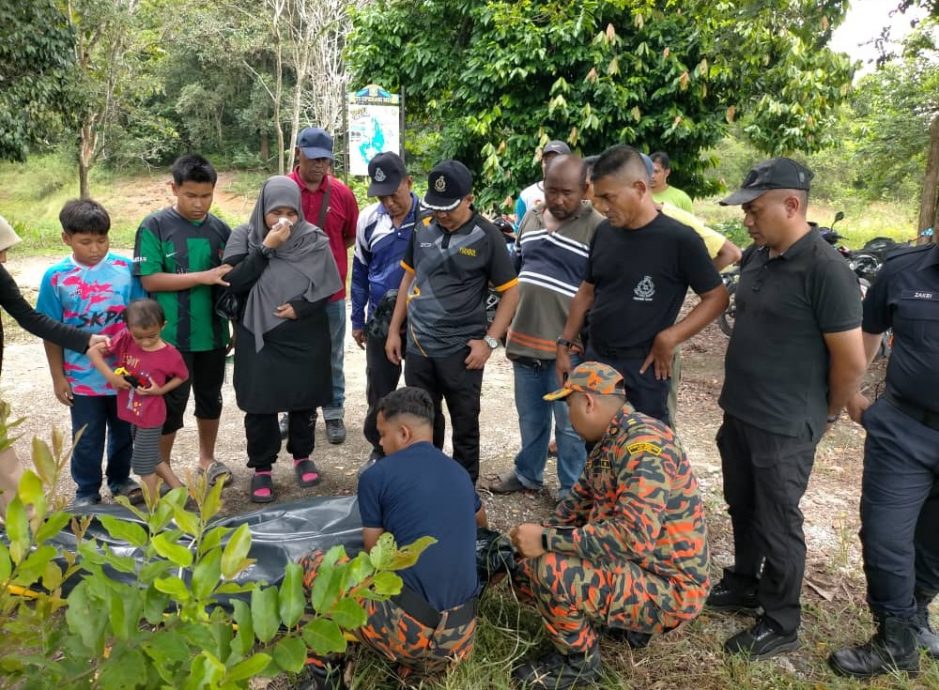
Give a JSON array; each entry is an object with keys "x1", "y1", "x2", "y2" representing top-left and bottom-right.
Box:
[{"x1": 3, "y1": 252, "x2": 927, "y2": 687}]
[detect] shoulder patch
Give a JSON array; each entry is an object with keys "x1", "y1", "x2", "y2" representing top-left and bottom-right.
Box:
[{"x1": 626, "y1": 441, "x2": 663, "y2": 456}]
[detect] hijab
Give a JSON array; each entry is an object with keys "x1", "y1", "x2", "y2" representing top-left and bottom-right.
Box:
[{"x1": 224, "y1": 176, "x2": 341, "y2": 351}]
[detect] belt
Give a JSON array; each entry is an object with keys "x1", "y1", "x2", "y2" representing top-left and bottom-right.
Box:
[
  {"x1": 391, "y1": 586, "x2": 477, "y2": 629},
  {"x1": 511, "y1": 355, "x2": 554, "y2": 369},
  {"x1": 884, "y1": 390, "x2": 939, "y2": 431}
]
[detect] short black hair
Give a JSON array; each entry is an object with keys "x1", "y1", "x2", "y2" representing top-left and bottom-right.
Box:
[
  {"x1": 124, "y1": 298, "x2": 165, "y2": 329},
  {"x1": 171, "y1": 154, "x2": 218, "y2": 186},
  {"x1": 650, "y1": 151, "x2": 671, "y2": 169},
  {"x1": 59, "y1": 199, "x2": 110, "y2": 236},
  {"x1": 582, "y1": 155, "x2": 600, "y2": 183},
  {"x1": 591, "y1": 145, "x2": 647, "y2": 183},
  {"x1": 377, "y1": 387, "x2": 434, "y2": 425}
]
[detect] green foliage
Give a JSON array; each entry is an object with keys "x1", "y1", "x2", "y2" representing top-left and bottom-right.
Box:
[
  {"x1": 0, "y1": 400, "x2": 436, "y2": 689},
  {"x1": 347, "y1": 0, "x2": 854, "y2": 209},
  {"x1": 0, "y1": 0, "x2": 80, "y2": 162}
]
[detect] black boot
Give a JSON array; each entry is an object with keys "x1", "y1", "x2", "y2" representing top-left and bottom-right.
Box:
[
  {"x1": 513, "y1": 648, "x2": 601, "y2": 689},
  {"x1": 913, "y1": 592, "x2": 939, "y2": 659},
  {"x1": 829, "y1": 616, "x2": 920, "y2": 678}
]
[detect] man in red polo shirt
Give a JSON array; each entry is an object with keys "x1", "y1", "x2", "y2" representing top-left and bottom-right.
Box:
[{"x1": 286, "y1": 127, "x2": 360, "y2": 445}]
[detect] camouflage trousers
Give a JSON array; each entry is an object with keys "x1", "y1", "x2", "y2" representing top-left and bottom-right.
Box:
[
  {"x1": 298, "y1": 551, "x2": 476, "y2": 676},
  {"x1": 513, "y1": 552, "x2": 694, "y2": 656}
]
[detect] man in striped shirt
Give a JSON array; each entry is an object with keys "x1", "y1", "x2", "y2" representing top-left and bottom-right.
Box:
[{"x1": 486, "y1": 155, "x2": 603, "y2": 500}]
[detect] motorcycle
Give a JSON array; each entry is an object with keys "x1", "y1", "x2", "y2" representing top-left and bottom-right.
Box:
[{"x1": 717, "y1": 268, "x2": 739, "y2": 337}]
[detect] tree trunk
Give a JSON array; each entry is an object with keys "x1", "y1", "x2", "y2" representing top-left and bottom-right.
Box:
[
  {"x1": 78, "y1": 120, "x2": 97, "y2": 199},
  {"x1": 918, "y1": 114, "x2": 939, "y2": 234},
  {"x1": 260, "y1": 130, "x2": 270, "y2": 164},
  {"x1": 274, "y1": 38, "x2": 285, "y2": 175},
  {"x1": 286, "y1": 65, "x2": 307, "y2": 173}
]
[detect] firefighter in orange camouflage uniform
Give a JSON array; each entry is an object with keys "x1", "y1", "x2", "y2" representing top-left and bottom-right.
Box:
[{"x1": 508, "y1": 362, "x2": 710, "y2": 689}]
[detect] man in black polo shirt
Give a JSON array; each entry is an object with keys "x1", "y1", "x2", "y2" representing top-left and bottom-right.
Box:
[
  {"x1": 829, "y1": 241, "x2": 939, "y2": 678},
  {"x1": 555, "y1": 145, "x2": 727, "y2": 426},
  {"x1": 385, "y1": 160, "x2": 519, "y2": 482},
  {"x1": 708, "y1": 158, "x2": 866, "y2": 660}
]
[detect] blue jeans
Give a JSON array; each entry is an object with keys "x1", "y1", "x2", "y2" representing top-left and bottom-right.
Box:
[
  {"x1": 69, "y1": 395, "x2": 133, "y2": 500},
  {"x1": 512, "y1": 359, "x2": 586, "y2": 493},
  {"x1": 323, "y1": 299, "x2": 346, "y2": 420}
]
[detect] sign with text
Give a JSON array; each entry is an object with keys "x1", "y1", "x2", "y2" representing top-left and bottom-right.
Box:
[{"x1": 347, "y1": 85, "x2": 401, "y2": 176}]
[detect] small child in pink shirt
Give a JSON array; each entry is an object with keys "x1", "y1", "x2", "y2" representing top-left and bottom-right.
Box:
[{"x1": 87, "y1": 298, "x2": 189, "y2": 501}]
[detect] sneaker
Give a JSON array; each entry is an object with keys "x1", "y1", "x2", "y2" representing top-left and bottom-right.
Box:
[
  {"x1": 279, "y1": 413, "x2": 289, "y2": 440},
  {"x1": 485, "y1": 469, "x2": 533, "y2": 495},
  {"x1": 70, "y1": 494, "x2": 101, "y2": 509},
  {"x1": 325, "y1": 419, "x2": 346, "y2": 445},
  {"x1": 723, "y1": 618, "x2": 799, "y2": 660},
  {"x1": 706, "y1": 576, "x2": 759, "y2": 613},
  {"x1": 513, "y1": 649, "x2": 601, "y2": 689}
]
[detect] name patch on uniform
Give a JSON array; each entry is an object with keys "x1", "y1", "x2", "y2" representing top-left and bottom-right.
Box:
[
  {"x1": 459, "y1": 247, "x2": 477, "y2": 257},
  {"x1": 627, "y1": 442, "x2": 662, "y2": 456}
]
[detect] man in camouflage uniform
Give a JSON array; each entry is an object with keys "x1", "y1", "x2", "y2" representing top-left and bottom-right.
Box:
[{"x1": 509, "y1": 362, "x2": 710, "y2": 689}]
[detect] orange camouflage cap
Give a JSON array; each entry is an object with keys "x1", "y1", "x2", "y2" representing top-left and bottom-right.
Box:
[{"x1": 544, "y1": 361, "x2": 625, "y2": 401}]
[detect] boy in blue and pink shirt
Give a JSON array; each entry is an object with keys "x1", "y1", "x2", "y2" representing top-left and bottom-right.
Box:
[{"x1": 37, "y1": 199, "x2": 146, "y2": 506}]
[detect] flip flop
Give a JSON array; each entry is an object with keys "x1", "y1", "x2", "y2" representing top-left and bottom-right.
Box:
[
  {"x1": 250, "y1": 472, "x2": 274, "y2": 503},
  {"x1": 197, "y1": 460, "x2": 232, "y2": 488},
  {"x1": 111, "y1": 479, "x2": 144, "y2": 505},
  {"x1": 294, "y1": 458, "x2": 321, "y2": 488}
]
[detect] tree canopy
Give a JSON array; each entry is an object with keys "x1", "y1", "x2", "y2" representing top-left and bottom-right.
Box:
[{"x1": 347, "y1": 0, "x2": 854, "y2": 206}]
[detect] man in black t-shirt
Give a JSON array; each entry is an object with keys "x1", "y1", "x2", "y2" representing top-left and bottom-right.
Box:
[
  {"x1": 385, "y1": 161, "x2": 519, "y2": 482},
  {"x1": 708, "y1": 158, "x2": 866, "y2": 661},
  {"x1": 556, "y1": 145, "x2": 727, "y2": 426}
]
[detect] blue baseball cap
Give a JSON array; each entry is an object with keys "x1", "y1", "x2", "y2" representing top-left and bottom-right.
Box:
[{"x1": 297, "y1": 127, "x2": 334, "y2": 160}]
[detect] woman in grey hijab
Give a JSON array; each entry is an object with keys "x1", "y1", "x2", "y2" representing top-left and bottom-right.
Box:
[{"x1": 222, "y1": 176, "x2": 341, "y2": 503}]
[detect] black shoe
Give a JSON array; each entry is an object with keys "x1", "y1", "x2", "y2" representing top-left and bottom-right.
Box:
[
  {"x1": 913, "y1": 592, "x2": 939, "y2": 659},
  {"x1": 604, "y1": 628, "x2": 652, "y2": 649},
  {"x1": 279, "y1": 413, "x2": 289, "y2": 440},
  {"x1": 325, "y1": 419, "x2": 346, "y2": 444},
  {"x1": 512, "y1": 649, "x2": 601, "y2": 689},
  {"x1": 829, "y1": 615, "x2": 919, "y2": 678},
  {"x1": 723, "y1": 618, "x2": 799, "y2": 660},
  {"x1": 706, "y1": 576, "x2": 759, "y2": 613}
]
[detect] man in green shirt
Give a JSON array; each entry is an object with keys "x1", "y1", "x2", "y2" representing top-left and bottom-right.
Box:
[
  {"x1": 133, "y1": 154, "x2": 233, "y2": 486},
  {"x1": 650, "y1": 151, "x2": 694, "y2": 213}
]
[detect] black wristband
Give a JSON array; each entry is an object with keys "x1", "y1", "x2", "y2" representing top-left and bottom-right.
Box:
[{"x1": 541, "y1": 530, "x2": 549, "y2": 552}]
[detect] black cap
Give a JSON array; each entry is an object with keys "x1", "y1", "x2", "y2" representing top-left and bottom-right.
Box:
[
  {"x1": 423, "y1": 160, "x2": 473, "y2": 211},
  {"x1": 720, "y1": 157, "x2": 814, "y2": 205},
  {"x1": 367, "y1": 152, "x2": 407, "y2": 196},
  {"x1": 543, "y1": 140, "x2": 571, "y2": 156},
  {"x1": 296, "y1": 127, "x2": 334, "y2": 160}
]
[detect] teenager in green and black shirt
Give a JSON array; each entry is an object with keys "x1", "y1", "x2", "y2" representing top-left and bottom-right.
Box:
[{"x1": 133, "y1": 154, "x2": 233, "y2": 486}]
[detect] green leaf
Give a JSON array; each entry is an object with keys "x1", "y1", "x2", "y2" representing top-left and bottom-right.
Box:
[
  {"x1": 6, "y1": 496, "x2": 28, "y2": 563},
  {"x1": 152, "y1": 532, "x2": 193, "y2": 568},
  {"x1": 220, "y1": 523, "x2": 252, "y2": 579},
  {"x1": 301, "y1": 618, "x2": 346, "y2": 655},
  {"x1": 142, "y1": 630, "x2": 191, "y2": 667},
  {"x1": 192, "y1": 548, "x2": 221, "y2": 601},
  {"x1": 154, "y1": 575, "x2": 190, "y2": 602},
  {"x1": 11, "y1": 545, "x2": 57, "y2": 586},
  {"x1": 328, "y1": 598, "x2": 367, "y2": 630},
  {"x1": 385, "y1": 536, "x2": 437, "y2": 571},
  {"x1": 215, "y1": 581, "x2": 256, "y2": 595},
  {"x1": 231, "y1": 599, "x2": 255, "y2": 656},
  {"x1": 34, "y1": 511, "x2": 71, "y2": 544},
  {"x1": 185, "y1": 651, "x2": 225, "y2": 690},
  {"x1": 367, "y1": 532, "x2": 395, "y2": 570},
  {"x1": 41, "y1": 560, "x2": 63, "y2": 591},
  {"x1": 31, "y1": 437, "x2": 56, "y2": 486},
  {"x1": 224, "y1": 652, "x2": 271, "y2": 682},
  {"x1": 272, "y1": 636, "x2": 307, "y2": 673},
  {"x1": 143, "y1": 584, "x2": 171, "y2": 624},
  {"x1": 199, "y1": 525, "x2": 229, "y2": 557},
  {"x1": 278, "y1": 562, "x2": 305, "y2": 628},
  {"x1": 201, "y1": 474, "x2": 225, "y2": 522},
  {"x1": 371, "y1": 571, "x2": 403, "y2": 596},
  {"x1": 345, "y1": 552, "x2": 375, "y2": 587},
  {"x1": 250, "y1": 586, "x2": 280, "y2": 643},
  {"x1": 66, "y1": 580, "x2": 108, "y2": 655},
  {"x1": 16, "y1": 469, "x2": 44, "y2": 508},
  {"x1": 99, "y1": 647, "x2": 146, "y2": 690},
  {"x1": 171, "y1": 503, "x2": 200, "y2": 537},
  {"x1": 0, "y1": 541, "x2": 12, "y2": 582}
]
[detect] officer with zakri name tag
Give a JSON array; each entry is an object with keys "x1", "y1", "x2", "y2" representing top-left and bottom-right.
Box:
[{"x1": 830, "y1": 239, "x2": 939, "y2": 679}]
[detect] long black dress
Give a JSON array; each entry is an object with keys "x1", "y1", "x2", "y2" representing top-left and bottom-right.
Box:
[
  {"x1": 0, "y1": 264, "x2": 89, "y2": 377},
  {"x1": 224, "y1": 248, "x2": 332, "y2": 414}
]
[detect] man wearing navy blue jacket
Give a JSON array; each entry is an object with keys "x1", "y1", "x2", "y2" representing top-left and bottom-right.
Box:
[{"x1": 351, "y1": 152, "x2": 429, "y2": 464}]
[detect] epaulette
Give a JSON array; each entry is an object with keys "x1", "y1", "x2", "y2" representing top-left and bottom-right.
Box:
[{"x1": 882, "y1": 243, "x2": 932, "y2": 264}]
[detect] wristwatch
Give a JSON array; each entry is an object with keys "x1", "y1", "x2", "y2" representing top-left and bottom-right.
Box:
[
  {"x1": 541, "y1": 529, "x2": 549, "y2": 552},
  {"x1": 556, "y1": 336, "x2": 574, "y2": 349},
  {"x1": 484, "y1": 335, "x2": 500, "y2": 350}
]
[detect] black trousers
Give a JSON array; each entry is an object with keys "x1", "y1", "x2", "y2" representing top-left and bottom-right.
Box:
[
  {"x1": 716, "y1": 413, "x2": 818, "y2": 634},
  {"x1": 404, "y1": 349, "x2": 483, "y2": 482},
  {"x1": 860, "y1": 398, "x2": 939, "y2": 618},
  {"x1": 363, "y1": 333, "x2": 404, "y2": 453},
  {"x1": 245, "y1": 409, "x2": 315, "y2": 471},
  {"x1": 585, "y1": 348, "x2": 670, "y2": 427}
]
